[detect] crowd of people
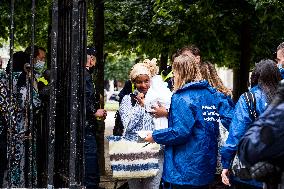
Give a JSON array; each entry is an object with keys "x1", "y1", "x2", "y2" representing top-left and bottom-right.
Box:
[
  {"x1": 112, "y1": 43, "x2": 284, "y2": 189},
  {"x1": 0, "y1": 42, "x2": 284, "y2": 189}
]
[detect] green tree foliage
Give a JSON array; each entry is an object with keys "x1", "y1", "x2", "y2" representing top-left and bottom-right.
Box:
[
  {"x1": 105, "y1": 0, "x2": 284, "y2": 65},
  {"x1": 104, "y1": 0, "x2": 284, "y2": 98},
  {"x1": 104, "y1": 53, "x2": 136, "y2": 81},
  {"x1": 0, "y1": 0, "x2": 51, "y2": 49},
  {"x1": 1, "y1": 0, "x2": 284, "y2": 84}
]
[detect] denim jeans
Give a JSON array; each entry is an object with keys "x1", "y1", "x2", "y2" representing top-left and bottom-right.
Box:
[{"x1": 84, "y1": 126, "x2": 100, "y2": 189}]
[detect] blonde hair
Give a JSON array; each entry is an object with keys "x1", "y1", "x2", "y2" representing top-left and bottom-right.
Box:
[
  {"x1": 129, "y1": 58, "x2": 159, "y2": 82},
  {"x1": 200, "y1": 61, "x2": 232, "y2": 96},
  {"x1": 173, "y1": 54, "x2": 202, "y2": 91},
  {"x1": 142, "y1": 58, "x2": 159, "y2": 77}
]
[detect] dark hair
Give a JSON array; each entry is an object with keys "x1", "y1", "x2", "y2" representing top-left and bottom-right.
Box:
[
  {"x1": 86, "y1": 46, "x2": 97, "y2": 56},
  {"x1": 254, "y1": 59, "x2": 282, "y2": 104},
  {"x1": 6, "y1": 51, "x2": 29, "y2": 73},
  {"x1": 250, "y1": 67, "x2": 260, "y2": 88},
  {"x1": 25, "y1": 45, "x2": 46, "y2": 59},
  {"x1": 179, "y1": 44, "x2": 201, "y2": 57},
  {"x1": 270, "y1": 80, "x2": 284, "y2": 107}
]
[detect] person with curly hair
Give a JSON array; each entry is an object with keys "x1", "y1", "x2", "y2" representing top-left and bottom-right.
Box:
[{"x1": 221, "y1": 59, "x2": 282, "y2": 189}]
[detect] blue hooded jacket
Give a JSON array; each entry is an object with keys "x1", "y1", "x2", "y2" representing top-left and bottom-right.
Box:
[
  {"x1": 221, "y1": 85, "x2": 268, "y2": 169},
  {"x1": 152, "y1": 80, "x2": 234, "y2": 186}
]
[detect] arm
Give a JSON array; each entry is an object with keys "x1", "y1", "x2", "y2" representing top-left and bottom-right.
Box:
[
  {"x1": 152, "y1": 96, "x2": 195, "y2": 145},
  {"x1": 217, "y1": 94, "x2": 234, "y2": 130},
  {"x1": 119, "y1": 95, "x2": 147, "y2": 133},
  {"x1": 221, "y1": 95, "x2": 253, "y2": 169}
]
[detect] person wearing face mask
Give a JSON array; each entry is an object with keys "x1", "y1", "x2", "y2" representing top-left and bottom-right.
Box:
[
  {"x1": 84, "y1": 46, "x2": 107, "y2": 189},
  {"x1": 17, "y1": 45, "x2": 46, "y2": 106},
  {"x1": 276, "y1": 42, "x2": 284, "y2": 79},
  {"x1": 14, "y1": 45, "x2": 46, "y2": 187}
]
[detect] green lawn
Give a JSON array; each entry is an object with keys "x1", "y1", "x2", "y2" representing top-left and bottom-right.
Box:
[{"x1": 104, "y1": 102, "x2": 119, "y2": 111}]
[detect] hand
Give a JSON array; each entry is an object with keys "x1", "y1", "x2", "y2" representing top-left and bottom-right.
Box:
[
  {"x1": 145, "y1": 133, "x2": 155, "y2": 143},
  {"x1": 221, "y1": 169, "x2": 231, "y2": 186},
  {"x1": 151, "y1": 102, "x2": 168, "y2": 118},
  {"x1": 94, "y1": 109, "x2": 107, "y2": 120},
  {"x1": 135, "y1": 93, "x2": 145, "y2": 107}
]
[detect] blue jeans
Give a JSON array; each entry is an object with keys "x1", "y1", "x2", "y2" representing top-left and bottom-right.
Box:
[{"x1": 84, "y1": 126, "x2": 100, "y2": 189}]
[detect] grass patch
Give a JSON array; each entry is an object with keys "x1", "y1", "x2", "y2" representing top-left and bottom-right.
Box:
[{"x1": 104, "y1": 102, "x2": 119, "y2": 111}]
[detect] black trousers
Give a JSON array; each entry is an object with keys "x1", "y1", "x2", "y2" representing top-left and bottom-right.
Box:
[{"x1": 84, "y1": 126, "x2": 100, "y2": 189}]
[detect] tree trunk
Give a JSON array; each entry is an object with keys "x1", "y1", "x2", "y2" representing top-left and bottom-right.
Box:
[
  {"x1": 159, "y1": 47, "x2": 168, "y2": 74},
  {"x1": 233, "y1": 20, "x2": 251, "y2": 102},
  {"x1": 93, "y1": 0, "x2": 105, "y2": 175}
]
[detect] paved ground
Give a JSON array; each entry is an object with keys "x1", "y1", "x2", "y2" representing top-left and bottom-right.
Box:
[
  {"x1": 104, "y1": 111, "x2": 116, "y2": 174},
  {"x1": 100, "y1": 111, "x2": 127, "y2": 189}
]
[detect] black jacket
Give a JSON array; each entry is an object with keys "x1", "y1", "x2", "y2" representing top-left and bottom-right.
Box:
[
  {"x1": 238, "y1": 102, "x2": 284, "y2": 187},
  {"x1": 85, "y1": 68, "x2": 98, "y2": 121}
]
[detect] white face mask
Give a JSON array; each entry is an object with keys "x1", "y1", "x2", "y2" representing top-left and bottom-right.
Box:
[{"x1": 34, "y1": 60, "x2": 45, "y2": 73}]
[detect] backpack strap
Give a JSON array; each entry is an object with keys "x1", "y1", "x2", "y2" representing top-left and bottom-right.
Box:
[{"x1": 243, "y1": 92, "x2": 258, "y2": 121}]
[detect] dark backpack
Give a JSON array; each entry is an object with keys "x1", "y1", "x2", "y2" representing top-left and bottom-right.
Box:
[
  {"x1": 113, "y1": 110, "x2": 124, "y2": 136},
  {"x1": 243, "y1": 92, "x2": 258, "y2": 121},
  {"x1": 232, "y1": 92, "x2": 258, "y2": 179},
  {"x1": 234, "y1": 92, "x2": 283, "y2": 183}
]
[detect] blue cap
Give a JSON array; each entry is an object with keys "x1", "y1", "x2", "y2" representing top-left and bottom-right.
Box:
[{"x1": 87, "y1": 46, "x2": 96, "y2": 56}]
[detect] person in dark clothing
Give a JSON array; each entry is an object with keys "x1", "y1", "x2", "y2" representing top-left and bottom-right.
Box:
[
  {"x1": 118, "y1": 80, "x2": 133, "y2": 105},
  {"x1": 84, "y1": 47, "x2": 107, "y2": 189},
  {"x1": 221, "y1": 60, "x2": 282, "y2": 189},
  {"x1": 238, "y1": 80, "x2": 284, "y2": 189}
]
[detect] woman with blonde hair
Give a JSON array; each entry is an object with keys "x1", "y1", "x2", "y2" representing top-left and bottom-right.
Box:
[
  {"x1": 200, "y1": 61, "x2": 232, "y2": 97},
  {"x1": 200, "y1": 61, "x2": 234, "y2": 188},
  {"x1": 145, "y1": 54, "x2": 234, "y2": 189}
]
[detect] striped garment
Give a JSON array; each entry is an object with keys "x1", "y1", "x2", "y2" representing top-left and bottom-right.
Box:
[
  {"x1": 119, "y1": 95, "x2": 155, "y2": 141},
  {"x1": 107, "y1": 135, "x2": 160, "y2": 179}
]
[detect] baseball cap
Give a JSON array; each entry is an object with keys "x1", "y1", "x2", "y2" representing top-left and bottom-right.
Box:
[{"x1": 87, "y1": 46, "x2": 97, "y2": 56}]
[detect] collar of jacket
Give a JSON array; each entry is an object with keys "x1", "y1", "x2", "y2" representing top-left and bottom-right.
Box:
[{"x1": 175, "y1": 80, "x2": 214, "y2": 93}]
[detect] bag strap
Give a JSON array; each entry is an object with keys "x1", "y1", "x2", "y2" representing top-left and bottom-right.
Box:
[{"x1": 243, "y1": 92, "x2": 258, "y2": 121}]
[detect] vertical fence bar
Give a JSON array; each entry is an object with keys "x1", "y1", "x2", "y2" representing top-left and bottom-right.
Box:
[
  {"x1": 49, "y1": 0, "x2": 86, "y2": 187},
  {"x1": 69, "y1": 0, "x2": 87, "y2": 187},
  {"x1": 47, "y1": 0, "x2": 58, "y2": 188},
  {"x1": 28, "y1": 0, "x2": 36, "y2": 187},
  {"x1": 7, "y1": 0, "x2": 14, "y2": 186},
  {"x1": 78, "y1": 0, "x2": 87, "y2": 184},
  {"x1": 69, "y1": 0, "x2": 80, "y2": 187}
]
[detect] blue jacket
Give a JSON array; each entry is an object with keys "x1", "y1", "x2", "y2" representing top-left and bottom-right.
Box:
[
  {"x1": 238, "y1": 102, "x2": 284, "y2": 167},
  {"x1": 152, "y1": 80, "x2": 234, "y2": 186},
  {"x1": 221, "y1": 85, "x2": 268, "y2": 169}
]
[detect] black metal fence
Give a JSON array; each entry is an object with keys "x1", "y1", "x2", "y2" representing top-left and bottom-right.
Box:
[{"x1": 3, "y1": 0, "x2": 88, "y2": 188}]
